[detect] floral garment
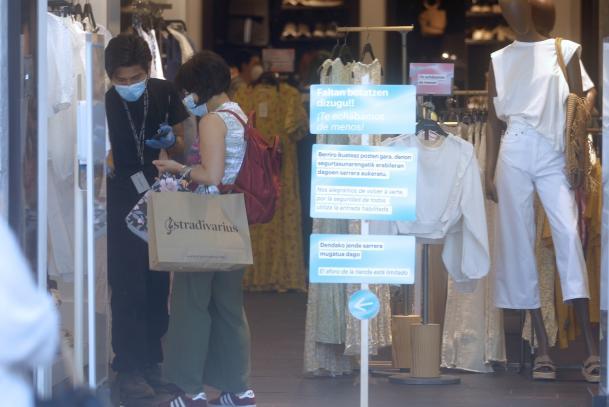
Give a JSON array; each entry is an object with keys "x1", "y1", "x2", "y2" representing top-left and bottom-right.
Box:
[{"x1": 125, "y1": 172, "x2": 192, "y2": 242}]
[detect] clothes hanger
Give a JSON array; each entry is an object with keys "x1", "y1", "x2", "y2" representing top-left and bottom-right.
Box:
[
  {"x1": 317, "y1": 38, "x2": 341, "y2": 77},
  {"x1": 73, "y1": 0, "x2": 84, "y2": 21},
  {"x1": 255, "y1": 71, "x2": 280, "y2": 92},
  {"x1": 326, "y1": 33, "x2": 352, "y2": 77},
  {"x1": 330, "y1": 38, "x2": 341, "y2": 59},
  {"x1": 416, "y1": 100, "x2": 448, "y2": 139},
  {"x1": 360, "y1": 32, "x2": 376, "y2": 63},
  {"x1": 337, "y1": 33, "x2": 354, "y2": 65},
  {"x1": 416, "y1": 118, "x2": 449, "y2": 139},
  {"x1": 83, "y1": 0, "x2": 97, "y2": 31}
]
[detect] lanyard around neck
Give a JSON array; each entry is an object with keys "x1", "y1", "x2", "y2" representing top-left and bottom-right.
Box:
[{"x1": 121, "y1": 89, "x2": 149, "y2": 165}]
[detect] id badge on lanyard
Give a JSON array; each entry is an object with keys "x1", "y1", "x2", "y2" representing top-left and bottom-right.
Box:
[{"x1": 131, "y1": 171, "x2": 150, "y2": 194}]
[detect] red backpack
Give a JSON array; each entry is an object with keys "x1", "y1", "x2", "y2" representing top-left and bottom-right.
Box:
[{"x1": 217, "y1": 110, "x2": 282, "y2": 224}]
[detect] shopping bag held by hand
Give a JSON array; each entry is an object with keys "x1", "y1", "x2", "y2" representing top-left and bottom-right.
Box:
[{"x1": 148, "y1": 191, "x2": 253, "y2": 272}]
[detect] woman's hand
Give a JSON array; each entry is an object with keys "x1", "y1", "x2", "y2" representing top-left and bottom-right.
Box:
[{"x1": 152, "y1": 159, "x2": 184, "y2": 175}]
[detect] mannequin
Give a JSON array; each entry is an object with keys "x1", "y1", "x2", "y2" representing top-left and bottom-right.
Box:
[
  {"x1": 486, "y1": 0, "x2": 599, "y2": 382},
  {"x1": 530, "y1": 0, "x2": 597, "y2": 112}
]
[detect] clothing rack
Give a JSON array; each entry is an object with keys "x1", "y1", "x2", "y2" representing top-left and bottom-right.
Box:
[
  {"x1": 388, "y1": 106, "x2": 461, "y2": 387},
  {"x1": 452, "y1": 89, "x2": 488, "y2": 96},
  {"x1": 336, "y1": 25, "x2": 414, "y2": 85}
]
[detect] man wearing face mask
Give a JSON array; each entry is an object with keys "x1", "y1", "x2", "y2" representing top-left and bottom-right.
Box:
[
  {"x1": 227, "y1": 49, "x2": 263, "y2": 98},
  {"x1": 104, "y1": 34, "x2": 189, "y2": 402}
]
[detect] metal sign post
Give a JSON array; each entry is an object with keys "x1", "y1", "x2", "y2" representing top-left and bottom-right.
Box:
[{"x1": 310, "y1": 74, "x2": 416, "y2": 406}]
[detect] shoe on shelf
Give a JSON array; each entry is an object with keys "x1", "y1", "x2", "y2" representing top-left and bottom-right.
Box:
[
  {"x1": 209, "y1": 390, "x2": 256, "y2": 407},
  {"x1": 494, "y1": 25, "x2": 514, "y2": 41},
  {"x1": 281, "y1": 22, "x2": 298, "y2": 39},
  {"x1": 300, "y1": 0, "x2": 344, "y2": 7},
  {"x1": 481, "y1": 29, "x2": 494, "y2": 41},
  {"x1": 282, "y1": 0, "x2": 300, "y2": 6},
  {"x1": 325, "y1": 22, "x2": 338, "y2": 38},
  {"x1": 117, "y1": 371, "x2": 156, "y2": 400},
  {"x1": 312, "y1": 23, "x2": 325, "y2": 38},
  {"x1": 298, "y1": 22, "x2": 312, "y2": 38},
  {"x1": 471, "y1": 28, "x2": 485, "y2": 41}
]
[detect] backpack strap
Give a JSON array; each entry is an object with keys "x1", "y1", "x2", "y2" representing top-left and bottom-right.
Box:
[{"x1": 216, "y1": 109, "x2": 248, "y2": 128}]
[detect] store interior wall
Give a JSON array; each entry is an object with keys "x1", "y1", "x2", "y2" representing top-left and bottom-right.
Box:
[
  {"x1": 88, "y1": 0, "x2": 120, "y2": 35},
  {"x1": 552, "y1": 0, "x2": 581, "y2": 42},
  {"x1": 359, "y1": 0, "x2": 386, "y2": 69},
  {"x1": 155, "y1": 0, "x2": 203, "y2": 51}
]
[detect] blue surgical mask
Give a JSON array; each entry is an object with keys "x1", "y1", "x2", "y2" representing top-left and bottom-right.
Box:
[
  {"x1": 115, "y1": 79, "x2": 147, "y2": 102},
  {"x1": 183, "y1": 93, "x2": 208, "y2": 117}
]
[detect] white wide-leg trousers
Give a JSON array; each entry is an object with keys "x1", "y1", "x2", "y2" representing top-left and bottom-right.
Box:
[{"x1": 494, "y1": 124, "x2": 589, "y2": 309}]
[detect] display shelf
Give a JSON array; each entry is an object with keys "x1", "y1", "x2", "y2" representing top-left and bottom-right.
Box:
[
  {"x1": 465, "y1": 39, "x2": 510, "y2": 46},
  {"x1": 465, "y1": 11, "x2": 503, "y2": 18},
  {"x1": 278, "y1": 36, "x2": 338, "y2": 44},
  {"x1": 216, "y1": 40, "x2": 265, "y2": 48},
  {"x1": 281, "y1": 4, "x2": 347, "y2": 11}
]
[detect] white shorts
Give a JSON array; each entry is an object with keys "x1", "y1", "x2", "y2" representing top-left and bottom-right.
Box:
[{"x1": 494, "y1": 124, "x2": 589, "y2": 309}]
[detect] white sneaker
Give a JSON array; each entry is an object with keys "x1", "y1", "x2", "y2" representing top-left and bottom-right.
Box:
[{"x1": 209, "y1": 390, "x2": 256, "y2": 407}]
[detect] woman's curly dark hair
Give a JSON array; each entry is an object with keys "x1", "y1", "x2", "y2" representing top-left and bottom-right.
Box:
[{"x1": 175, "y1": 51, "x2": 231, "y2": 104}]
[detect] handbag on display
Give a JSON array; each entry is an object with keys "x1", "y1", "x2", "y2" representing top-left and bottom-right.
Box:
[
  {"x1": 418, "y1": 0, "x2": 447, "y2": 37},
  {"x1": 147, "y1": 191, "x2": 253, "y2": 272},
  {"x1": 555, "y1": 37, "x2": 596, "y2": 193},
  {"x1": 125, "y1": 172, "x2": 193, "y2": 242}
]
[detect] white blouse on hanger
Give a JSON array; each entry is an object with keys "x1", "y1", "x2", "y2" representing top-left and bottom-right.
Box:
[
  {"x1": 370, "y1": 133, "x2": 490, "y2": 284},
  {"x1": 136, "y1": 26, "x2": 165, "y2": 79}
]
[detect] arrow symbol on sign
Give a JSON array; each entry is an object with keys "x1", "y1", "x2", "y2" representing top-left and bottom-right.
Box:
[{"x1": 353, "y1": 299, "x2": 374, "y2": 313}]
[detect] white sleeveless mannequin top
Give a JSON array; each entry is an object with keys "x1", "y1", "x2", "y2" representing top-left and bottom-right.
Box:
[{"x1": 491, "y1": 38, "x2": 581, "y2": 151}]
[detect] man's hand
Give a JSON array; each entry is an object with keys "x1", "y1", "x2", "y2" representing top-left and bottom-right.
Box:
[{"x1": 146, "y1": 124, "x2": 176, "y2": 149}]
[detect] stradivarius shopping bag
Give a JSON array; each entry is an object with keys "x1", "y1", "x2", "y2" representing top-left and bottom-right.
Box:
[{"x1": 147, "y1": 191, "x2": 253, "y2": 272}]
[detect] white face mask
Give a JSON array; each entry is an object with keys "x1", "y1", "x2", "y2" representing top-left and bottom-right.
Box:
[
  {"x1": 115, "y1": 79, "x2": 147, "y2": 102},
  {"x1": 182, "y1": 93, "x2": 208, "y2": 117},
  {"x1": 250, "y1": 64, "x2": 264, "y2": 82}
]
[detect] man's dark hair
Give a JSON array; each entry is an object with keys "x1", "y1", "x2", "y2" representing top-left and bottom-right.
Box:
[
  {"x1": 230, "y1": 49, "x2": 260, "y2": 72},
  {"x1": 104, "y1": 34, "x2": 152, "y2": 78},
  {"x1": 175, "y1": 51, "x2": 231, "y2": 104}
]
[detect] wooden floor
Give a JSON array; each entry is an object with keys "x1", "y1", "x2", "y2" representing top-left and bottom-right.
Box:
[{"x1": 241, "y1": 292, "x2": 597, "y2": 407}]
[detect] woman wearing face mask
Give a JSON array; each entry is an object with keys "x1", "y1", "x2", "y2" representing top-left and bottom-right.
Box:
[
  {"x1": 153, "y1": 51, "x2": 256, "y2": 407},
  {"x1": 104, "y1": 34, "x2": 189, "y2": 402}
]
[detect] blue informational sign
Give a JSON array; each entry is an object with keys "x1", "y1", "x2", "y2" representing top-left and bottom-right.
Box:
[
  {"x1": 349, "y1": 290, "x2": 380, "y2": 320},
  {"x1": 309, "y1": 234, "x2": 416, "y2": 284},
  {"x1": 310, "y1": 144, "x2": 417, "y2": 221},
  {"x1": 310, "y1": 85, "x2": 417, "y2": 135}
]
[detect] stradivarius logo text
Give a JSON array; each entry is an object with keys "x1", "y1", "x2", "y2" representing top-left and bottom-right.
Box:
[{"x1": 164, "y1": 217, "x2": 239, "y2": 235}]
